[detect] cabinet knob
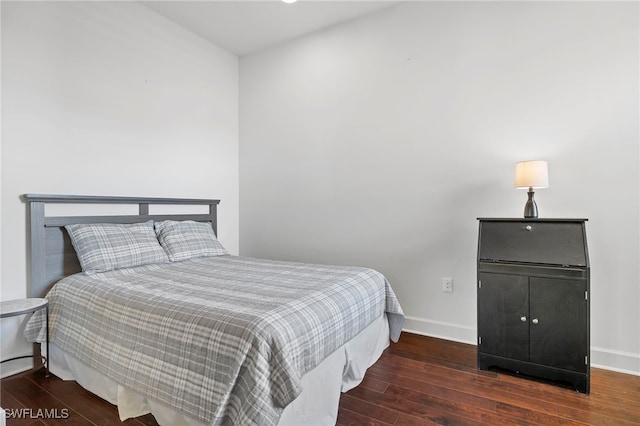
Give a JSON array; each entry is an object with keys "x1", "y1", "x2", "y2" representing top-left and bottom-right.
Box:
[
  {"x1": 520, "y1": 316, "x2": 527, "y2": 322},
  {"x1": 532, "y1": 318, "x2": 539, "y2": 325},
  {"x1": 525, "y1": 225, "x2": 533, "y2": 231}
]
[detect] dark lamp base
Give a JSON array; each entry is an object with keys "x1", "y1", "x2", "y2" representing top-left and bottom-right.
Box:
[{"x1": 524, "y1": 190, "x2": 538, "y2": 218}]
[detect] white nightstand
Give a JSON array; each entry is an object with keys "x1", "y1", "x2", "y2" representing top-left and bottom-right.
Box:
[{"x1": 0, "y1": 298, "x2": 49, "y2": 377}]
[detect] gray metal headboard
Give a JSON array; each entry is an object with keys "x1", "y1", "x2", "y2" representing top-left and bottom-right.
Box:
[{"x1": 23, "y1": 194, "x2": 220, "y2": 298}]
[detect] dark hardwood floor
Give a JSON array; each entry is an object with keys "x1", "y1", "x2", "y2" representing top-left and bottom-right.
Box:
[{"x1": 2, "y1": 333, "x2": 639, "y2": 425}]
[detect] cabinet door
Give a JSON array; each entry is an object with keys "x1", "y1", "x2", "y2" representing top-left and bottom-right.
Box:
[
  {"x1": 478, "y1": 273, "x2": 529, "y2": 361},
  {"x1": 529, "y1": 277, "x2": 588, "y2": 372}
]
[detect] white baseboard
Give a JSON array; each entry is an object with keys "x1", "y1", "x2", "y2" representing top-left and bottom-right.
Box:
[
  {"x1": 402, "y1": 316, "x2": 640, "y2": 376},
  {"x1": 0, "y1": 358, "x2": 32, "y2": 379},
  {"x1": 591, "y1": 346, "x2": 640, "y2": 376},
  {"x1": 402, "y1": 315, "x2": 476, "y2": 345}
]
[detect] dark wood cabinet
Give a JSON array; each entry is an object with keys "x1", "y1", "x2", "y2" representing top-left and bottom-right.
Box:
[{"x1": 477, "y1": 219, "x2": 590, "y2": 393}]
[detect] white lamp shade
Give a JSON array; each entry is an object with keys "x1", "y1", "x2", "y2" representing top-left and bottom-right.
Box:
[{"x1": 514, "y1": 160, "x2": 549, "y2": 189}]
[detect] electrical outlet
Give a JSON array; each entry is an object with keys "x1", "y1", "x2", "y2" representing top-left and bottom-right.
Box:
[{"x1": 442, "y1": 277, "x2": 453, "y2": 293}]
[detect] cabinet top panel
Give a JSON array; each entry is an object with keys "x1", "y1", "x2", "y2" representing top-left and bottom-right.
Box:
[
  {"x1": 477, "y1": 218, "x2": 588, "y2": 222},
  {"x1": 478, "y1": 220, "x2": 589, "y2": 267}
]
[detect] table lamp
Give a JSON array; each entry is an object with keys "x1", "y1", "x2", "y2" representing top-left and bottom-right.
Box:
[{"x1": 514, "y1": 160, "x2": 549, "y2": 218}]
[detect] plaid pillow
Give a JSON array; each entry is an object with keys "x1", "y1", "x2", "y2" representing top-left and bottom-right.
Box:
[
  {"x1": 65, "y1": 221, "x2": 169, "y2": 274},
  {"x1": 154, "y1": 220, "x2": 227, "y2": 262}
]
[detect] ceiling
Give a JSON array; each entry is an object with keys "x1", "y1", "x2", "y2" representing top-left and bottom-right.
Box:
[{"x1": 143, "y1": 1, "x2": 399, "y2": 56}]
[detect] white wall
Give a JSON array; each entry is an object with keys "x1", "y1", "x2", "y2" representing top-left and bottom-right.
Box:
[
  {"x1": 1, "y1": 1, "x2": 239, "y2": 377},
  {"x1": 240, "y1": 2, "x2": 639, "y2": 373}
]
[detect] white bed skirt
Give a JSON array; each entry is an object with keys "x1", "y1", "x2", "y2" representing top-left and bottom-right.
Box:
[{"x1": 46, "y1": 313, "x2": 390, "y2": 426}]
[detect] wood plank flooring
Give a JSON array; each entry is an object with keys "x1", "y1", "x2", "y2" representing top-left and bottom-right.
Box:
[
  {"x1": 1, "y1": 333, "x2": 638, "y2": 425},
  {"x1": 337, "y1": 333, "x2": 640, "y2": 425}
]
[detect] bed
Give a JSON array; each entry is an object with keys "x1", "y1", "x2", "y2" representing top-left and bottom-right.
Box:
[{"x1": 21, "y1": 194, "x2": 404, "y2": 426}]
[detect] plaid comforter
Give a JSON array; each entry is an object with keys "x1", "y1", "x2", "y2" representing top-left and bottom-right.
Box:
[{"x1": 25, "y1": 255, "x2": 404, "y2": 425}]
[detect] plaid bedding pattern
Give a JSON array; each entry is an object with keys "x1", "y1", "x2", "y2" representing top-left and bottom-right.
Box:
[
  {"x1": 65, "y1": 221, "x2": 168, "y2": 273},
  {"x1": 154, "y1": 220, "x2": 228, "y2": 261},
  {"x1": 25, "y1": 256, "x2": 404, "y2": 425}
]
